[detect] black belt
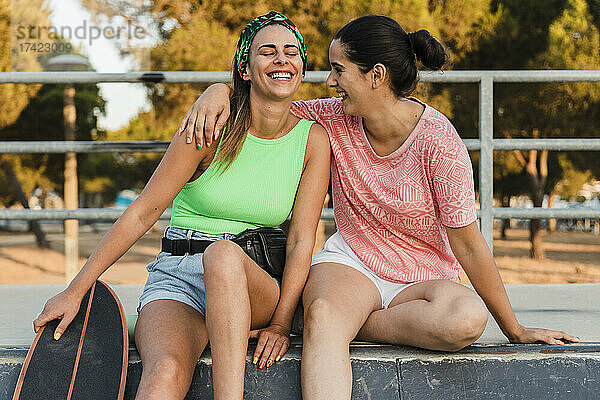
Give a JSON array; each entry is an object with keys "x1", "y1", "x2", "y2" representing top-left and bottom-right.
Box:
[
  {"x1": 160, "y1": 227, "x2": 286, "y2": 280},
  {"x1": 161, "y1": 237, "x2": 215, "y2": 256}
]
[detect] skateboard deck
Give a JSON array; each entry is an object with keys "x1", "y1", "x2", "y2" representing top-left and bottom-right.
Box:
[{"x1": 13, "y1": 280, "x2": 128, "y2": 400}]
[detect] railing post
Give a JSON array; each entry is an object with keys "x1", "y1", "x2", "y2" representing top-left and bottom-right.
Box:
[
  {"x1": 479, "y1": 77, "x2": 494, "y2": 252},
  {"x1": 63, "y1": 85, "x2": 79, "y2": 282}
]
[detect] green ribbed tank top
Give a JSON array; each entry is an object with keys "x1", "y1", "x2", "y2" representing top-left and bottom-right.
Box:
[{"x1": 170, "y1": 119, "x2": 314, "y2": 235}]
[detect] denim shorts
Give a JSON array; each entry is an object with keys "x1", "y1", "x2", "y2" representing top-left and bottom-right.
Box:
[
  {"x1": 137, "y1": 226, "x2": 280, "y2": 316},
  {"x1": 137, "y1": 226, "x2": 234, "y2": 315}
]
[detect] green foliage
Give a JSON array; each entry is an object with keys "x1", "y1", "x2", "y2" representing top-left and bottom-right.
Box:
[
  {"x1": 587, "y1": 0, "x2": 600, "y2": 28},
  {"x1": 448, "y1": 0, "x2": 600, "y2": 204},
  {"x1": 78, "y1": 0, "x2": 600, "y2": 206},
  {"x1": 81, "y1": 1, "x2": 502, "y2": 139},
  {"x1": 1, "y1": 0, "x2": 63, "y2": 206},
  {"x1": 0, "y1": 82, "x2": 106, "y2": 204},
  {"x1": 0, "y1": 0, "x2": 50, "y2": 129},
  {"x1": 554, "y1": 154, "x2": 594, "y2": 200}
]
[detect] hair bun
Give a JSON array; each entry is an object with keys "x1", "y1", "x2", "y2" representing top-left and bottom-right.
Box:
[{"x1": 408, "y1": 30, "x2": 448, "y2": 70}]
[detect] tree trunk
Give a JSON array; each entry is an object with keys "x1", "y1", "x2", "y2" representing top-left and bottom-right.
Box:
[
  {"x1": 524, "y1": 136, "x2": 547, "y2": 260},
  {"x1": 0, "y1": 159, "x2": 50, "y2": 248},
  {"x1": 501, "y1": 195, "x2": 510, "y2": 239},
  {"x1": 547, "y1": 191, "x2": 556, "y2": 233},
  {"x1": 530, "y1": 218, "x2": 545, "y2": 260}
]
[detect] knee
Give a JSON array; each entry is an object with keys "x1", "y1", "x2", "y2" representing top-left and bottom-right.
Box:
[
  {"x1": 143, "y1": 355, "x2": 189, "y2": 387},
  {"x1": 439, "y1": 296, "x2": 488, "y2": 351},
  {"x1": 202, "y1": 240, "x2": 245, "y2": 281},
  {"x1": 303, "y1": 298, "x2": 337, "y2": 338}
]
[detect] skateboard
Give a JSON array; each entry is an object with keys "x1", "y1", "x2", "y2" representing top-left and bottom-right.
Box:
[{"x1": 13, "y1": 280, "x2": 128, "y2": 400}]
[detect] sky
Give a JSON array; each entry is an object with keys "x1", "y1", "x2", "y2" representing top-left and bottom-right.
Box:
[{"x1": 48, "y1": 0, "x2": 152, "y2": 131}]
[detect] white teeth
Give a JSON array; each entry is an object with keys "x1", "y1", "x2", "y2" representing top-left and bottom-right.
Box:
[{"x1": 269, "y1": 72, "x2": 292, "y2": 80}]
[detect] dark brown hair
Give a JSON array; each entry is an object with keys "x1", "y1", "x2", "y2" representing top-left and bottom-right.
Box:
[{"x1": 334, "y1": 15, "x2": 448, "y2": 98}]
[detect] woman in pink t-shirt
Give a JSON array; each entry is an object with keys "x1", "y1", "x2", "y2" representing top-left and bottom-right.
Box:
[{"x1": 179, "y1": 15, "x2": 577, "y2": 399}]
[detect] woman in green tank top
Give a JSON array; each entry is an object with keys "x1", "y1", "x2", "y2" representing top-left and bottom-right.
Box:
[{"x1": 33, "y1": 13, "x2": 330, "y2": 399}]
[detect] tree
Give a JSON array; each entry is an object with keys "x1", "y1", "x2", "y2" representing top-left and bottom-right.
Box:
[
  {"x1": 0, "y1": 0, "x2": 51, "y2": 129},
  {"x1": 451, "y1": 0, "x2": 600, "y2": 259},
  {"x1": 0, "y1": 0, "x2": 53, "y2": 246},
  {"x1": 0, "y1": 2, "x2": 108, "y2": 238},
  {"x1": 79, "y1": 0, "x2": 600, "y2": 260},
  {"x1": 81, "y1": 0, "x2": 500, "y2": 138},
  {"x1": 553, "y1": 154, "x2": 594, "y2": 201},
  {"x1": 1, "y1": 81, "x2": 106, "y2": 193}
]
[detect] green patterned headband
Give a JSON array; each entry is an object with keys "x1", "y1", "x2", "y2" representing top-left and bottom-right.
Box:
[{"x1": 235, "y1": 11, "x2": 307, "y2": 78}]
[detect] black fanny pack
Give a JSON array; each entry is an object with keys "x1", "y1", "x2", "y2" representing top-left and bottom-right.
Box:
[{"x1": 161, "y1": 227, "x2": 287, "y2": 280}]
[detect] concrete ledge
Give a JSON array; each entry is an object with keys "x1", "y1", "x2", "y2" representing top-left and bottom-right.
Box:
[
  {"x1": 3, "y1": 284, "x2": 600, "y2": 399},
  {"x1": 2, "y1": 342, "x2": 600, "y2": 399}
]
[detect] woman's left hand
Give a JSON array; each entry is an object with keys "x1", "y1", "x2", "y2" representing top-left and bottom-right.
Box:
[
  {"x1": 249, "y1": 323, "x2": 291, "y2": 369},
  {"x1": 508, "y1": 325, "x2": 579, "y2": 345}
]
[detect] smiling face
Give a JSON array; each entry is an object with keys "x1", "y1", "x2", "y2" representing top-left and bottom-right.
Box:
[
  {"x1": 242, "y1": 24, "x2": 304, "y2": 101},
  {"x1": 326, "y1": 39, "x2": 373, "y2": 116}
]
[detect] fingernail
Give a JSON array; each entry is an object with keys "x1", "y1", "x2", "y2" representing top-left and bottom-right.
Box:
[
  {"x1": 275, "y1": 356, "x2": 280, "y2": 362},
  {"x1": 267, "y1": 360, "x2": 273, "y2": 368},
  {"x1": 215, "y1": 129, "x2": 220, "y2": 138},
  {"x1": 253, "y1": 357, "x2": 258, "y2": 365},
  {"x1": 54, "y1": 332, "x2": 61, "y2": 340},
  {"x1": 186, "y1": 137, "x2": 191, "y2": 143},
  {"x1": 259, "y1": 361, "x2": 265, "y2": 369},
  {"x1": 196, "y1": 144, "x2": 202, "y2": 150}
]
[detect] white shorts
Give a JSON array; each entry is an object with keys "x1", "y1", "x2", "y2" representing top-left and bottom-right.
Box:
[{"x1": 311, "y1": 231, "x2": 417, "y2": 309}]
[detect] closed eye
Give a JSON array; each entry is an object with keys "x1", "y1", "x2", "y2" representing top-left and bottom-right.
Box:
[{"x1": 330, "y1": 62, "x2": 344, "y2": 73}]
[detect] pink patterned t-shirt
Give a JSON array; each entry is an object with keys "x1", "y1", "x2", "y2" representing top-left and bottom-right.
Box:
[{"x1": 291, "y1": 97, "x2": 477, "y2": 283}]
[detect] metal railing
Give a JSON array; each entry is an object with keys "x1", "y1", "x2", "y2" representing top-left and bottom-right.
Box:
[{"x1": 2, "y1": 70, "x2": 600, "y2": 251}]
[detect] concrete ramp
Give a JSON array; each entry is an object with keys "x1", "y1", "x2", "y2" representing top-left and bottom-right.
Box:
[{"x1": 1, "y1": 284, "x2": 599, "y2": 399}]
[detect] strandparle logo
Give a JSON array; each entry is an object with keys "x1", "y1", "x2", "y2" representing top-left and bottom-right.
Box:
[{"x1": 15, "y1": 20, "x2": 149, "y2": 46}]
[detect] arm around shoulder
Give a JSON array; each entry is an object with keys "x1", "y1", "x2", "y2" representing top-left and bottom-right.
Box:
[{"x1": 178, "y1": 83, "x2": 232, "y2": 148}]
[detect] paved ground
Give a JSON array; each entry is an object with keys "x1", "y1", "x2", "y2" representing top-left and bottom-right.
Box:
[
  {"x1": 1, "y1": 283, "x2": 599, "y2": 346},
  {"x1": 3, "y1": 227, "x2": 600, "y2": 285}
]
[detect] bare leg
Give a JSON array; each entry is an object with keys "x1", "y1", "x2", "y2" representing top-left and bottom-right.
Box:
[
  {"x1": 134, "y1": 300, "x2": 208, "y2": 400},
  {"x1": 357, "y1": 280, "x2": 489, "y2": 351},
  {"x1": 202, "y1": 240, "x2": 280, "y2": 400},
  {"x1": 301, "y1": 263, "x2": 381, "y2": 400}
]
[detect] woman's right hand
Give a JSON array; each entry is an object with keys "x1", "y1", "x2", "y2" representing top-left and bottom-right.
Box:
[
  {"x1": 33, "y1": 288, "x2": 84, "y2": 340},
  {"x1": 176, "y1": 83, "x2": 232, "y2": 149}
]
